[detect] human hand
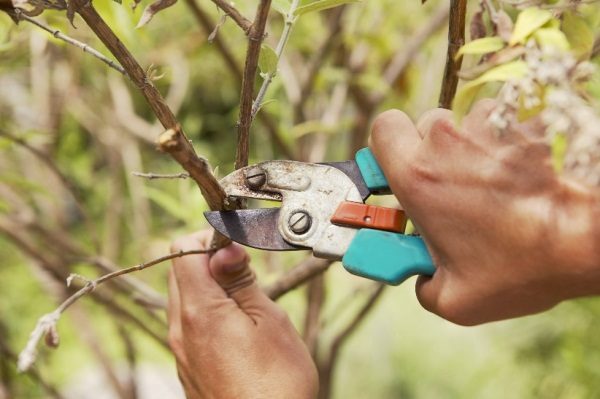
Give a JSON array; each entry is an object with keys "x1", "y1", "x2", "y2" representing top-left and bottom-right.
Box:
[
  {"x1": 369, "y1": 100, "x2": 600, "y2": 325},
  {"x1": 168, "y1": 231, "x2": 318, "y2": 398}
]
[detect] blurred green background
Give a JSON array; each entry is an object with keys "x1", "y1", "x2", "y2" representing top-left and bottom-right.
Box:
[{"x1": 1, "y1": 0, "x2": 600, "y2": 398}]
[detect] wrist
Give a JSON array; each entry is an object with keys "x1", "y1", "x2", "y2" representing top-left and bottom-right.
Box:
[{"x1": 552, "y1": 181, "x2": 600, "y2": 298}]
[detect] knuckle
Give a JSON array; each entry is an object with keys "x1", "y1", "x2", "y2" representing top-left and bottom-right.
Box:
[
  {"x1": 404, "y1": 159, "x2": 440, "y2": 189},
  {"x1": 180, "y1": 304, "x2": 201, "y2": 328},
  {"x1": 428, "y1": 117, "x2": 461, "y2": 144},
  {"x1": 272, "y1": 306, "x2": 292, "y2": 326}
]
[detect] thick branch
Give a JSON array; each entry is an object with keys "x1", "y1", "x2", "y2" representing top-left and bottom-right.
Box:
[
  {"x1": 235, "y1": 0, "x2": 272, "y2": 170},
  {"x1": 185, "y1": 0, "x2": 294, "y2": 159},
  {"x1": 72, "y1": 0, "x2": 228, "y2": 212},
  {"x1": 438, "y1": 0, "x2": 467, "y2": 109}
]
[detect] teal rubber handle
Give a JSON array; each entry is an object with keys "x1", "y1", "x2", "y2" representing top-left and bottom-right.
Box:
[
  {"x1": 342, "y1": 229, "x2": 435, "y2": 285},
  {"x1": 355, "y1": 148, "x2": 390, "y2": 194}
]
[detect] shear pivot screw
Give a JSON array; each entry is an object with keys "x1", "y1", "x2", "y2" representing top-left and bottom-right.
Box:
[
  {"x1": 245, "y1": 167, "x2": 266, "y2": 189},
  {"x1": 288, "y1": 211, "x2": 311, "y2": 235}
]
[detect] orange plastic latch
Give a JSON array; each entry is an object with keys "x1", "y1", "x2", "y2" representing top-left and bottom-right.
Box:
[{"x1": 330, "y1": 201, "x2": 407, "y2": 233}]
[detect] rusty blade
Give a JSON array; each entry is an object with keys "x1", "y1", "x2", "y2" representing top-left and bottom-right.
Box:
[{"x1": 204, "y1": 208, "x2": 304, "y2": 251}]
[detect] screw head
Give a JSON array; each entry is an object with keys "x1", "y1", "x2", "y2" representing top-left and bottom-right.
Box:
[
  {"x1": 245, "y1": 167, "x2": 266, "y2": 189},
  {"x1": 288, "y1": 211, "x2": 311, "y2": 235}
]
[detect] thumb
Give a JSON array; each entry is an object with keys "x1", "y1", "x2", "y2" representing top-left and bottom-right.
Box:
[{"x1": 209, "y1": 243, "x2": 274, "y2": 316}]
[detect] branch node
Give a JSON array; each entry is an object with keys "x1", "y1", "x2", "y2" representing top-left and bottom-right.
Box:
[{"x1": 157, "y1": 128, "x2": 181, "y2": 152}]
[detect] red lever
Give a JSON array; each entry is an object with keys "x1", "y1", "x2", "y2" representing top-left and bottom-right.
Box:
[{"x1": 330, "y1": 201, "x2": 406, "y2": 233}]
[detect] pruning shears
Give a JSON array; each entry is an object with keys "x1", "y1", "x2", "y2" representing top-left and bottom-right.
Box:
[{"x1": 204, "y1": 148, "x2": 435, "y2": 285}]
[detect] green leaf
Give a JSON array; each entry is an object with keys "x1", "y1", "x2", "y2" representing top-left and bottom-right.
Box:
[
  {"x1": 294, "y1": 0, "x2": 359, "y2": 17},
  {"x1": 453, "y1": 60, "x2": 528, "y2": 119},
  {"x1": 562, "y1": 11, "x2": 594, "y2": 60},
  {"x1": 551, "y1": 133, "x2": 568, "y2": 172},
  {"x1": 509, "y1": 7, "x2": 553, "y2": 46},
  {"x1": 456, "y1": 37, "x2": 506, "y2": 59},
  {"x1": 258, "y1": 44, "x2": 278, "y2": 75},
  {"x1": 272, "y1": 0, "x2": 291, "y2": 15},
  {"x1": 533, "y1": 28, "x2": 570, "y2": 52}
]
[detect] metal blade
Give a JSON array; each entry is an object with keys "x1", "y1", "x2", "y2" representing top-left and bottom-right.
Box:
[
  {"x1": 204, "y1": 208, "x2": 304, "y2": 251},
  {"x1": 321, "y1": 160, "x2": 370, "y2": 201}
]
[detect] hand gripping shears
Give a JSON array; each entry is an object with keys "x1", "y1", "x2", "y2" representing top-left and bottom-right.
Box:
[{"x1": 204, "y1": 148, "x2": 435, "y2": 285}]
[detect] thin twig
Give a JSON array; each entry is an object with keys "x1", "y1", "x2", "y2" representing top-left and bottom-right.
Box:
[
  {"x1": 17, "y1": 12, "x2": 126, "y2": 76},
  {"x1": 438, "y1": 0, "x2": 467, "y2": 109},
  {"x1": 251, "y1": 0, "x2": 300, "y2": 118},
  {"x1": 264, "y1": 257, "x2": 332, "y2": 300},
  {"x1": 17, "y1": 249, "x2": 211, "y2": 372},
  {"x1": 210, "y1": 0, "x2": 252, "y2": 33},
  {"x1": 235, "y1": 0, "x2": 272, "y2": 170},
  {"x1": 185, "y1": 0, "x2": 294, "y2": 159},
  {"x1": 132, "y1": 171, "x2": 190, "y2": 179},
  {"x1": 0, "y1": 337, "x2": 65, "y2": 399},
  {"x1": 0, "y1": 219, "x2": 169, "y2": 350}
]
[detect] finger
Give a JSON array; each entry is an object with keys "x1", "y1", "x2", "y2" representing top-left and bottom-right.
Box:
[
  {"x1": 461, "y1": 98, "x2": 498, "y2": 137},
  {"x1": 171, "y1": 232, "x2": 229, "y2": 311},
  {"x1": 368, "y1": 110, "x2": 422, "y2": 201},
  {"x1": 208, "y1": 243, "x2": 276, "y2": 319},
  {"x1": 369, "y1": 110, "x2": 421, "y2": 162},
  {"x1": 416, "y1": 108, "x2": 454, "y2": 139},
  {"x1": 415, "y1": 272, "x2": 445, "y2": 316}
]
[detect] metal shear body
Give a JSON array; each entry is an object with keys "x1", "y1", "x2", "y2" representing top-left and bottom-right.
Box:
[{"x1": 205, "y1": 148, "x2": 435, "y2": 285}]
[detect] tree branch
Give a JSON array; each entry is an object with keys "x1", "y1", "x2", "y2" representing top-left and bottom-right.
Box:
[
  {"x1": 210, "y1": 0, "x2": 252, "y2": 33},
  {"x1": 235, "y1": 0, "x2": 272, "y2": 170},
  {"x1": 17, "y1": 249, "x2": 211, "y2": 372},
  {"x1": 132, "y1": 171, "x2": 190, "y2": 180},
  {"x1": 251, "y1": 0, "x2": 300, "y2": 118},
  {"x1": 185, "y1": 0, "x2": 294, "y2": 159},
  {"x1": 72, "y1": 0, "x2": 228, "y2": 214},
  {"x1": 18, "y1": 12, "x2": 126, "y2": 75},
  {"x1": 438, "y1": 0, "x2": 467, "y2": 109}
]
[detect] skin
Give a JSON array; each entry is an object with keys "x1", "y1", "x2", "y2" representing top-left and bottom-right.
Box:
[
  {"x1": 168, "y1": 231, "x2": 318, "y2": 399},
  {"x1": 369, "y1": 99, "x2": 600, "y2": 325},
  {"x1": 168, "y1": 99, "x2": 599, "y2": 396}
]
